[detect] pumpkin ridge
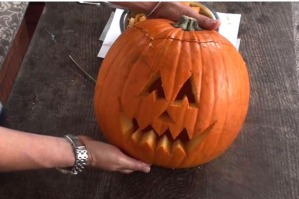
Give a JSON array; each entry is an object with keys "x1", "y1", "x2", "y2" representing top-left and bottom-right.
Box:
[
  {"x1": 159, "y1": 34, "x2": 182, "y2": 101},
  {"x1": 193, "y1": 39, "x2": 214, "y2": 139},
  {"x1": 186, "y1": 37, "x2": 202, "y2": 138},
  {"x1": 204, "y1": 42, "x2": 229, "y2": 162},
  {"x1": 171, "y1": 32, "x2": 192, "y2": 101},
  {"x1": 190, "y1": 42, "x2": 216, "y2": 163},
  {"x1": 95, "y1": 32, "x2": 133, "y2": 95},
  {"x1": 95, "y1": 32, "x2": 145, "y2": 137},
  {"x1": 206, "y1": 47, "x2": 249, "y2": 162},
  {"x1": 120, "y1": 29, "x2": 170, "y2": 121},
  {"x1": 191, "y1": 38, "x2": 204, "y2": 137},
  {"x1": 120, "y1": 40, "x2": 155, "y2": 119}
]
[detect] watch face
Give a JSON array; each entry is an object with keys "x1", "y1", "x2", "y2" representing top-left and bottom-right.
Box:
[{"x1": 76, "y1": 148, "x2": 88, "y2": 162}]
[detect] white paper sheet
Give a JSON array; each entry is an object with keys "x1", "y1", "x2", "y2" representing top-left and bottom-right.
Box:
[
  {"x1": 99, "y1": 11, "x2": 115, "y2": 41},
  {"x1": 97, "y1": 9, "x2": 124, "y2": 58},
  {"x1": 217, "y1": 12, "x2": 241, "y2": 50}
]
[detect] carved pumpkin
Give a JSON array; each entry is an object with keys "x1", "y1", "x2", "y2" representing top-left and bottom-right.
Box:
[{"x1": 94, "y1": 16, "x2": 250, "y2": 168}]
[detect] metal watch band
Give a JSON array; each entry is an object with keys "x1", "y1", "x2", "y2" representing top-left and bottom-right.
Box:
[{"x1": 57, "y1": 134, "x2": 89, "y2": 175}]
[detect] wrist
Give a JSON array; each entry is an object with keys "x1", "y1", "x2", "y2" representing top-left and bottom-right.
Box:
[
  {"x1": 58, "y1": 137, "x2": 76, "y2": 167},
  {"x1": 57, "y1": 135, "x2": 89, "y2": 175},
  {"x1": 78, "y1": 136, "x2": 95, "y2": 167}
]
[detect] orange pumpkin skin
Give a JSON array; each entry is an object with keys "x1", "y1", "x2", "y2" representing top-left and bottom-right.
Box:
[{"x1": 94, "y1": 18, "x2": 250, "y2": 168}]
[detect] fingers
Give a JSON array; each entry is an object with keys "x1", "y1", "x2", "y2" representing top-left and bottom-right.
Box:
[
  {"x1": 117, "y1": 156, "x2": 151, "y2": 173},
  {"x1": 120, "y1": 169, "x2": 134, "y2": 174},
  {"x1": 176, "y1": 4, "x2": 221, "y2": 30},
  {"x1": 80, "y1": 138, "x2": 151, "y2": 173},
  {"x1": 183, "y1": 11, "x2": 221, "y2": 30},
  {"x1": 155, "y1": 2, "x2": 221, "y2": 30}
]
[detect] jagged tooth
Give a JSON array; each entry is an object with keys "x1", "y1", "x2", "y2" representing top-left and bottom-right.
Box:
[
  {"x1": 154, "y1": 135, "x2": 171, "y2": 165},
  {"x1": 139, "y1": 130, "x2": 157, "y2": 162},
  {"x1": 130, "y1": 129, "x2": 142, "y2": 145},
  {"x1": 186, "y1": 125, "x2": 194, "y2": 140},
  {"x1": 184, "y1": 106, "x2": 198, "y2": 139},
  {"x1": 186, "y1": 121, "x2": 216, "y2": 152},
  {"x1": 169, "y1": 124, "x2": 182, "y2": 140},
  {"x1": 120, "y1": 112, "x2": 135, "y2": 138},
  {"x1": 167, "y1": 140, "x2": 186, "y2": 168},
  {"x1": 152, "y1": 119, "x2": 169, "y2": 136},
  {"x1": 136, "y1": 92, "x2": 157, "y2": 129}
]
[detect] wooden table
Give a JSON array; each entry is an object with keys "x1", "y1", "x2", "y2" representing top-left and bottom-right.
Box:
[{"x1": 1, "y1": 2, "x2": 298, "y2": 199}]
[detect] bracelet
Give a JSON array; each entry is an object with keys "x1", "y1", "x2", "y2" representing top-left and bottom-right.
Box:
[
  {"x1": 146, "y1": 2, "x2": 161, "y2": 18},
  {"x1": 57, "y1": 134, "x2": 89, "y2": 175}
]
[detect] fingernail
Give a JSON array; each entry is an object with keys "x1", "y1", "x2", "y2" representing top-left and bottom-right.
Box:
[
  {"x1": 212, "y1": 19, "x2": 220, "y2": 24},
  {"x1": 144, "y1": 165, "x2": 151, "y2": 173},
  {"x1": 211, "y1": 19, "x2": 221, "y2": 30}
]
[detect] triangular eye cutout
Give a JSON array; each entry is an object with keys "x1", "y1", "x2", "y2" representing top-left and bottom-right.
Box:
[
  {"x1": 175, "y1": 78, "x2": 196, "y2": 104},
  {"x1": 147, "y1": 76, "x2": 165, "y2": 99}
]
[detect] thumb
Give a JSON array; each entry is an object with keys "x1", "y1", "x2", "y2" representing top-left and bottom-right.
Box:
[
  {"x1": 189, "y1": 13, "x2": 221, "y2": 30},
  {"x1": 176, "y1": 7, "x2": 221, "y2": 30}
]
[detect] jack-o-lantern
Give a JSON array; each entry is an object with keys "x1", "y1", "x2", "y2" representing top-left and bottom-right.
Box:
[{"x1": 94, "y1": 16, "x2": 250, "y2": 168}]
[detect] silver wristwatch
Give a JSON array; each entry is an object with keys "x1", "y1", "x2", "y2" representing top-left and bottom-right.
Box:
[{"x1": 57, "y1": 134, "x2": 89, "y2": 175}]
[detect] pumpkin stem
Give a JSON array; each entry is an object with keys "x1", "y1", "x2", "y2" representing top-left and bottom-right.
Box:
[{"x1": 172, "y1": 15, "x2": 202, "y2": 31}]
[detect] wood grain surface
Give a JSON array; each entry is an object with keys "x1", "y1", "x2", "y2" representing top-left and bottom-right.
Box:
[{"x1": 0, "y1": 2, "x2": 298, "y2": 199}]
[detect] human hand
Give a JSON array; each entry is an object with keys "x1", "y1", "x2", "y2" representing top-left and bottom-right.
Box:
[
  {"x1": 112, "y1": 2, "x2": 220, "y2": 30},
  {"x1": 79, "y1": 136, "x2": 151, "y2": 174},
  {"x1": 150, "y1": 2, "x2": 220, "y2": 30}
]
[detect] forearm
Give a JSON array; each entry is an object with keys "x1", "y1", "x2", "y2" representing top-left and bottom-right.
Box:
[
  {"x1": 111, "y1": 2, "x2": 157, "y2": 13},
  {"x1": 0, "y1": 126, "x2": 74, "y2": 172},
  {"x1": 110, "y1": 2, "x2": 220, "y2": 30}
]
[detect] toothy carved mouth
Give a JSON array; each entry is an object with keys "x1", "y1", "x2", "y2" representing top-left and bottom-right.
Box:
[{"x1": 120, "y1": 112, "x2": 216, "y2": 155}]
